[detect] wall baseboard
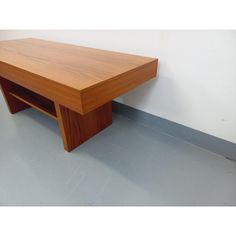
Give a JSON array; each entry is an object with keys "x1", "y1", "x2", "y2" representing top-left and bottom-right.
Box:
[{"x1": 112, "y1": 101, "x2": 236, "y2": 161}]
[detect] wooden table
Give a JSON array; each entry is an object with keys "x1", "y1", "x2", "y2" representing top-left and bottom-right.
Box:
[{"x1": 0, "y1": 38, "x2": 158, "y2": 151}]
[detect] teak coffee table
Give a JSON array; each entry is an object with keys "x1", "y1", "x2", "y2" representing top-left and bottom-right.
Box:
[{"x1": 0, "y1": 38, "x2": 158, "y2": 151}]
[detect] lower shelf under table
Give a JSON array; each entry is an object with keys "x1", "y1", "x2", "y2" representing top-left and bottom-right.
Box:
[{"x1": 0, "y1": 77, "x2": 112, "y2": 152}]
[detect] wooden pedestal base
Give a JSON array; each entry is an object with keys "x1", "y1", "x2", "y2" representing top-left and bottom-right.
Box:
[
  {"x1": 55, "y1": 102, "x2": 112, "y2": 152},
  {"x1": 0, "y1": 78, "x2": 112, "y2": 152}
]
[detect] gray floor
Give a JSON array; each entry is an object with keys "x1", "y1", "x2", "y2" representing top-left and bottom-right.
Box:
[{"x1": 0, "y1": 95, "x2": 236, "y2": 206}]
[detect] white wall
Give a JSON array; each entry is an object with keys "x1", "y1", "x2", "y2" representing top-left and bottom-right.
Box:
[{"x1": 0, "y1": 30, "x2": 235, "y2": 144}]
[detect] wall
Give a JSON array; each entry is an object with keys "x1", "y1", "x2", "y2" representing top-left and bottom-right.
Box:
[{"x1": 0, "y1": 30, "x2": 235, "y2": 144}]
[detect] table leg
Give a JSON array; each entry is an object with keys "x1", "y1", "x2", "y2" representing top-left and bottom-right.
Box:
[
  {"x1": 55, "y1": 102, "x2": 112, "y2": 152},
  {"x1": 0, "y1": 78, "x2": 30, "y2": 114}
]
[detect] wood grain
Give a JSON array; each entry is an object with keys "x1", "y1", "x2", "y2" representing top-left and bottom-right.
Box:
[
  {"x1": 55, "y1": 101, "x2": 112, "y2": 152},
  {"x1": 0, "y1": 38, "x2": 158, "y2": 114},
  {"x1": 0, "y1": 38, "x2": 158, "y2": 152},
  {"x1": 81, "y1": 60, "x2": 158, "y2": 113}
]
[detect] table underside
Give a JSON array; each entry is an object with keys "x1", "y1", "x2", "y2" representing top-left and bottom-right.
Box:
[{"x1": 0, "y1": 77, "x2": 112, "y2": 152}]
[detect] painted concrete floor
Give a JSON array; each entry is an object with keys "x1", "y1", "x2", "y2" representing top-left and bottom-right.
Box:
[{"x1": 0, "y1": 95, "x2": 236, "y2": 206}]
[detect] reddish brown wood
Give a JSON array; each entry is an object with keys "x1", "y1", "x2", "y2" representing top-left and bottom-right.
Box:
[
  {"x1": 0, "y1": 77, "x2": 57, "y2": 119},
  {"x1": 0, "y1": 77, "x2": 29, "y2": 114},
  {"x1": 0, "y1": 38, "x2": 158, "y2": 114},
  {"x1": 55, "y1": 101, "x2": 112, "y2": 152},
  {"x1": 0, "y1": 39, "x2": 157, "y2": 152},
  {"x1": 9, "y1": 88, "x2": 57, "y2": 119},
  {"x1": 0, "y1": 77, "x2": 112, "y2": 152}
]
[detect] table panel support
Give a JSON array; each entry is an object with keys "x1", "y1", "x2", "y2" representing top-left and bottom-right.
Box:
[
  {"x1": 55, "y1": 102, "x2": 112, "y2": 152},
  {"x1": 0, "y1": 78, "x2": 30, "y2": 114}
]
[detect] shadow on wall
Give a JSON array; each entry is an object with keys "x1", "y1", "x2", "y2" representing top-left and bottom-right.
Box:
[
  {"x1": 122, "y1": 77, "x2": 158, "y2": 107},
  {"x1": 120, "y1": 62, "x2": 188, "y2": 121},
  {"x1": 121, "y1": 63, "x2": 160, "y2": 107}
]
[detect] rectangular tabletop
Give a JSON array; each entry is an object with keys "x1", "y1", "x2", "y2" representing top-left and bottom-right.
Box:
[{"x1": 0, "y1": 38, "x2": 158, "y2": 114}]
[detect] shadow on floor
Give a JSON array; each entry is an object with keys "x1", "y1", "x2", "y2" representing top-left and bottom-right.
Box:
[{"x1": 2, "y1": 107, "x2": 236, "y2": 205}]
